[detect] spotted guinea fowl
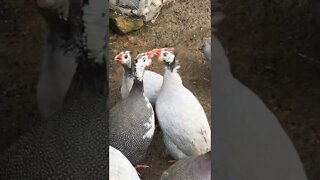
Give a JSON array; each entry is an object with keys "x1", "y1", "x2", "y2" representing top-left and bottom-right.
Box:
[
  {"x1": 109, "y1": 146, "x2": 141, "y2": 180},
  {"x1": 160, "y1": 151, "x2": 211, "y2": 180},
  {"x1": 152, "y1": 48, "x2": 211, "y2": 160},
  {"x1": 109, "y1": 51, "x2": 156, "y2": 167},
  {"x1": 36, "y1": 0, "x2": 78, "y2": 119},
  {"x1": 114, "y1": 50, "x2": 163, "y2": 105},
  {"x1": 0, "y1": 0, "x2": 109, "y2": 179},
  {"x1": 211, "y1": 34, "x2": 308, "y2": 179}
]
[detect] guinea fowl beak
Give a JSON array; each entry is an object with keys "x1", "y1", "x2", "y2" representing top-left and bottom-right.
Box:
[{"x1": 114, "y1": 54, "x2": 122, "y2": 62}]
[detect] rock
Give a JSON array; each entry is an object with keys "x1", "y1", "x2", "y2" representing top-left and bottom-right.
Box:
[{"x1": 110, "y1": 15, "x2": 144, "y2": 34}]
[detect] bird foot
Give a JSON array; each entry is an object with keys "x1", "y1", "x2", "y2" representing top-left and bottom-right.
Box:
[
  {"x1": 135, "y1": 163, "x2": 150, "y2": 169},
  {"x1": 135, "y1": 163, "x2": 150, "y2": 177}
]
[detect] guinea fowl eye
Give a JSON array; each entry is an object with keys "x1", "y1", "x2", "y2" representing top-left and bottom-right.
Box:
[
  {"x1": 163, "y1": 52, "x2": 168, "y2": 57},
  {"x1": 143, "y1": 57, "x2": 146, "y2": 62},
  {"x1": 124, "y1": 55, "x2": 128, "y2": 59}
]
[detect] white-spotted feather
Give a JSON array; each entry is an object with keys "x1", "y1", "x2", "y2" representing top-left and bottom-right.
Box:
[{"x1": 143, "y1": 109, "x2": 155, "y2": 140}]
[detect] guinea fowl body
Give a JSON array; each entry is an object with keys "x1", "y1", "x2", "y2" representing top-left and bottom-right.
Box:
[
  {"x1": 121, "y1": 69, "x2": 163, "y2": 105},
  {"x1": 212, "y1": 35, "x2": 308, "y2": 180},
  {"x1": 36, "y1": 0, "x2": 78, "y2": 119},
  {"x1": 156, "y1": 68, "x2": 211, "y2": 159},
  {"x1": 153, "y1": 50, "x2": 211, "y2": 160},
  {"x1": 0, "y1": 0, "x2": 109, "y2": 178},
  {"x1": 110, "y1": 55, "x2": 155, "y2": 165},
  {"x1": 160, "y1": 151, "x2": 211, "y2": 180},
  {"x1": 1, "y1": 90, "x2": 107, "y2": 179},
  {"x1": 110, "y1": 81, "x2": 155, "y2": 165},
  {"x1": 37, "y1": 31, "x2": 77, "y2": 119},
  {"x1": 109, "y1": 146, "x2": 140, "y2": 180}
]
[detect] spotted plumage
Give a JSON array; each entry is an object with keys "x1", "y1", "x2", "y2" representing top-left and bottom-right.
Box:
[{"x1": 109, "y1": 52, "x2": 155, "y2": 165}]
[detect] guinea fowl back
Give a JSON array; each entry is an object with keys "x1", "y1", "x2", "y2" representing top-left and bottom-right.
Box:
[{"x1": 0, "y1": 0, "x2": 109, "y2": 179}]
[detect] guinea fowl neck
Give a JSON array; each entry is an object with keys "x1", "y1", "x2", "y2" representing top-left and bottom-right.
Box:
[
  {"x1": 62, "y1": 0, "x2": 108, "y2": 102},
  {"x1": 131, "y1": 78, "x2": 144, "y2": 91},
  {"x1": 164, "y1": 55, "x2": 178, "y2": 72},
  {"x1": 122, "y1": 65, "x2": 133, "y2": 78},
  {"x1": 130, "y1": 63, "x2": 144, "y2": 94},
  {"x1": 163, "y1": 58, "x2": 182, "y2": 85}
]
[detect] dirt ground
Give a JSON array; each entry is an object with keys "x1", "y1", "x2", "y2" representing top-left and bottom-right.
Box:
[
  {"x1": 0, "y1": 0, "x2": 319, "y2": 180},
  {"x1": 0, "y1": 0, "x2": 44, "y2": 155}
]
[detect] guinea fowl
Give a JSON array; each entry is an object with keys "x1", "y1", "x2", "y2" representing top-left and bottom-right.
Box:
[
  {"x1": 160, "y1": 151, "x2": 211, "y2": 180},
  {"x1": 152, "y1": 48, "x2": 211, "y2": 160},
  {"x1": 109, "y1": 146, "x2": 141, "y2": 180},
  {"x1": 109, "y1": 51, "x2": 156, "y2": 169},
  {"x1": 0, "y1": 0, "x2": 109, "y2": 179},
  {"x1": 114, "y1": 50, "x2": 163, "y2": 105},
  {"x1": 36, "y1": 0, "x2": 78, "y2": 119},
  {"x1": 211, "y1": 35, "x2": 308, "y2": 179}
]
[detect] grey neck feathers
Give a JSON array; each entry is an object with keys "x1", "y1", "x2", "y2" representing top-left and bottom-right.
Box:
[
  {"x1": 122, "y1": 64, "x2": 133, "y2": 78},
  {"x1": 130, "y1": 79, "x2": 144, "y2": 94}
]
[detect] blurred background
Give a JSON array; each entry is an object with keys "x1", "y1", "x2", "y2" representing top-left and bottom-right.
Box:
[{"x1": 216, "y1": 0, "x2": 320, "y2": 179}]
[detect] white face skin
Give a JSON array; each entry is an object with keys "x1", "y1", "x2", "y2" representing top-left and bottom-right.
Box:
[
  {"x1": 134, "y1": 52, "x2": 153, "y2": 81},
  {"x1": 115, "y1": 51, "x2": 131, "y2": 68},
  {"x1": 135, "y1": 52, "x2": 152, "y2": 67},
  {"x1": 157, "y1": 48, "x2": 175, "y2": 64}
]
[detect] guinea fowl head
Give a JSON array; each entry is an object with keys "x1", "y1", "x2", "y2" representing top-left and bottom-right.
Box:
[
  {"x1": 132, "y1": 52, "x2": 154, "y2": 81},
  {"x1": 152, "y1": 48, "x2": 175, "y2": 63},
  {"x1": 152, "y1": 48, "x2": 177, "y2": 71},
  {"x1": 114, "y1": 51, "x2": 132, "y2": 68}
]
